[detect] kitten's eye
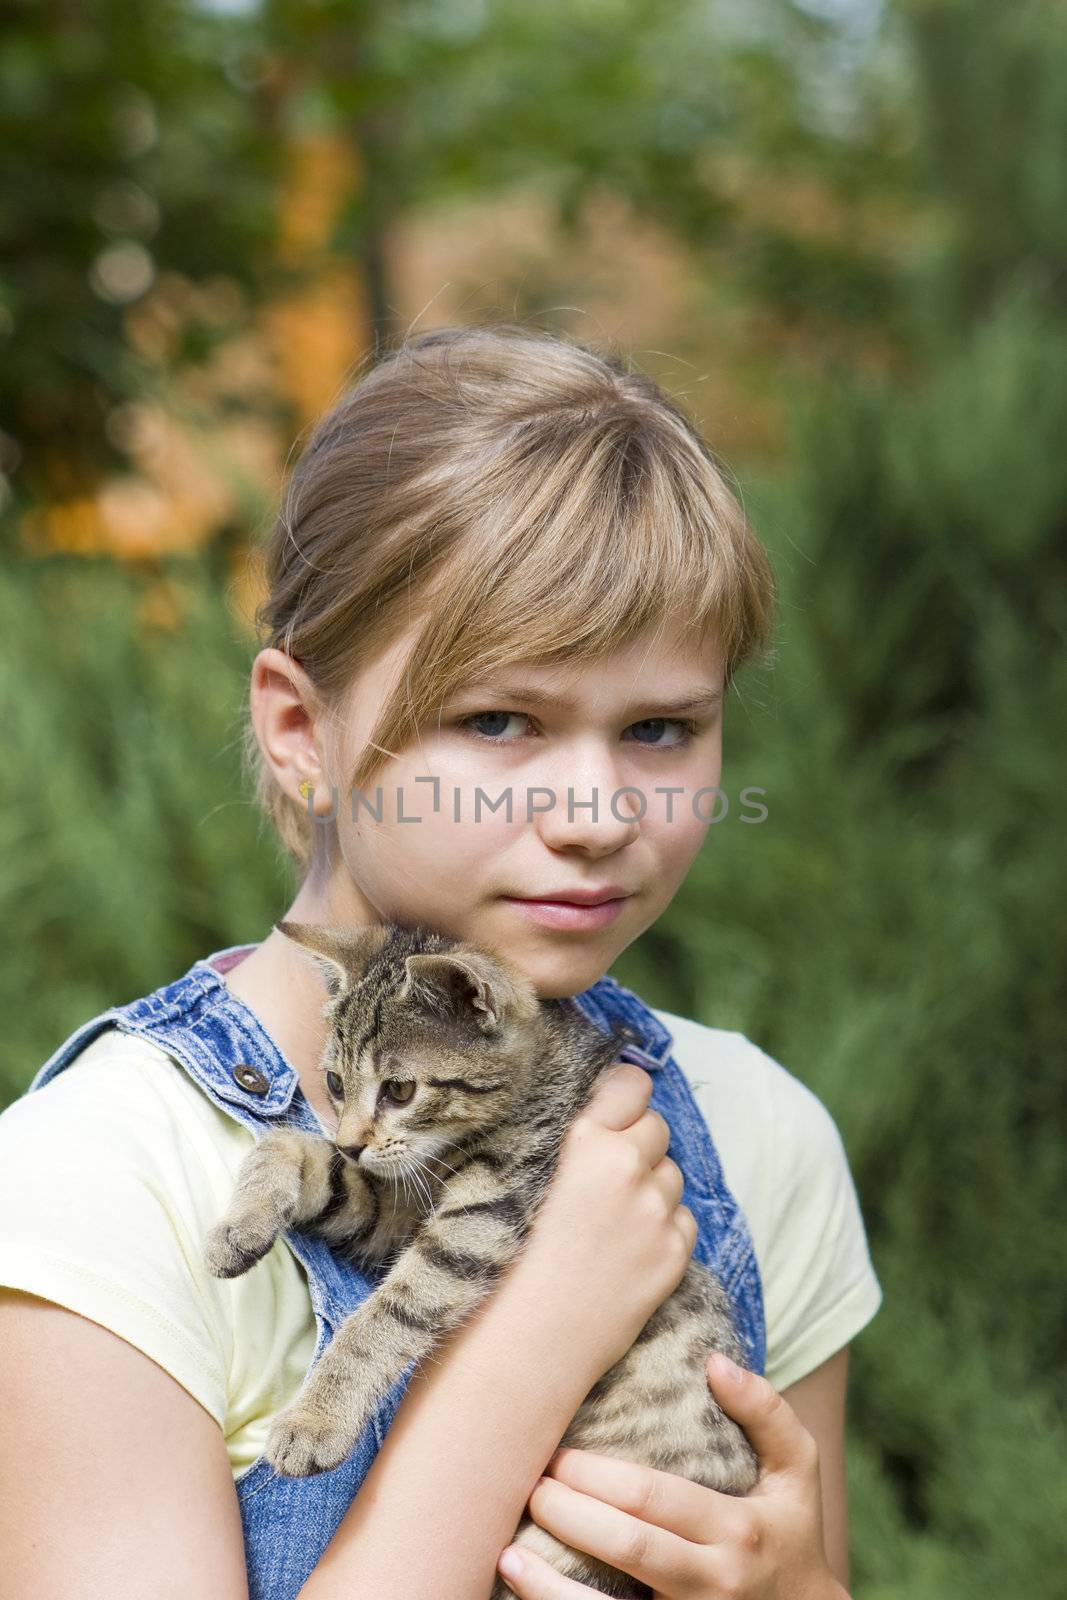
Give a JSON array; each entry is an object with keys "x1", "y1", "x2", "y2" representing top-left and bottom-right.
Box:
[
  {"x1": 383, "y1": 1080, "x2": 415, "y2": 1105},
  {"x1": 325, "y1": 1071, "x2": 345, "y2": 1099}
]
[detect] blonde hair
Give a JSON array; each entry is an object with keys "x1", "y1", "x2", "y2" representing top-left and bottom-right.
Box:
[{"x1": 245, "y1": 322, "x2": 777, "y2": 876}]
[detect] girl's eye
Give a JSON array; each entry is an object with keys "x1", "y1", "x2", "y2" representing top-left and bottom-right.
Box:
[
  {"x1": 627, "y1": 717, "x2": 700, "y2": 749},
  {"x1": 325, "y1": 1071, "x2": 344, "y2": 1099},
  {"x1": 459, "y1": 710, "x2": 528, "y2": 743},
  {"x1": 383, "y1": 1080, "x2": 416, "y2": 1105},
  {"x1": 456, "y1": 710, "x2": 699, "y2": 749}
]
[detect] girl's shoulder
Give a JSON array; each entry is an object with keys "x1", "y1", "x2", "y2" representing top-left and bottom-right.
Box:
[
  {"x1": 0, "y1": 1027, "x2": 316, "y2": 1472},
  {"x1": 650, "y1": 1005, "x2": 847, "y2": 1173},
  {"x1": 2, "y1": 1026, "x2": 255, "y2": 1193},
  {"x1": 651, "y1": 1006, "x2": 883, "y2": 1391}
]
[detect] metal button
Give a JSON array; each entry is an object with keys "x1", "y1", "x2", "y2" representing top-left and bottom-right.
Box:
[{"x1": 232, "y1": 1063, "x2": 270, "y2": 1096}]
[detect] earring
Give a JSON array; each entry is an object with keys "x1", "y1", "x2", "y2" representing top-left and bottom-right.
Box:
[{"x1": 298, "y1": 778, "x2": 315, "y2": 803}]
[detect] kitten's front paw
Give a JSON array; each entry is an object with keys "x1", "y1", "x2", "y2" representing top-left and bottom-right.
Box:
[
  {"x1": 265, "y1": 1403, "x2": 357, "y2": 1477},
  {"x1": 203, "y1": 1218, "x2": 277, "y2": 1279}
]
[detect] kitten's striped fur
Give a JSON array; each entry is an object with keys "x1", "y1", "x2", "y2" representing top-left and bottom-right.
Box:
[{"x1": 204, "y1": 920, "x2": 758, "y2": 1598}]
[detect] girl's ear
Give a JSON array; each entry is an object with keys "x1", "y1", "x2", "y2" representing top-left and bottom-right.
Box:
[
  {"x1": 398, "y1": 949, "x2": 539, "y2": 1032},
  {"x1": 275, "y1": 919, "x2": 392, "y2": 1001}
]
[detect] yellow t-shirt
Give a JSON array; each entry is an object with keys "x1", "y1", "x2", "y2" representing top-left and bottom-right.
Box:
[{"x1": 0, "y1": 1010, "x2": 882, "y2": 1479}]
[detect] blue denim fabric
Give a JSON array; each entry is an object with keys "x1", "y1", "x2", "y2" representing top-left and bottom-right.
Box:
[{"x1": 27, "y1": 944, "x2": 765, "y2": 1599}]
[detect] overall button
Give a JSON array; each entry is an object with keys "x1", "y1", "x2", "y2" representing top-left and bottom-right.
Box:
[{"x1": 233, "y1": 1063, "x2": 269, "y2": 1095}]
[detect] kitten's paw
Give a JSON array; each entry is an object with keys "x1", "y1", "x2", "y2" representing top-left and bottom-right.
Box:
[
  {"x1": 265, "y1": 1404, "x2": 357, "y2": 1478},
  {"x1": 203, "y1": 1218, "x2": 276, "y2": 1279}
]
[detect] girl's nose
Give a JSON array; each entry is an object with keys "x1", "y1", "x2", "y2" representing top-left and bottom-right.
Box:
[{"x1": 532, "y1": 770, "x2": 642, "y2": 852}]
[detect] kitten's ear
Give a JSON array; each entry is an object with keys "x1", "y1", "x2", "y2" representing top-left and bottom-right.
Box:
[
  {"x1": 398, "y1": 949, "x2": 538, "y2": 1033},
  {"x1": 275, "y1": 920, "x2": 391, "y2": 1001}
]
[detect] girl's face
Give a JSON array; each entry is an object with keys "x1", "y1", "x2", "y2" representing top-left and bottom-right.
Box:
[{"x1": 281, "y1": 621, "x2": 725, "y2": 1000}]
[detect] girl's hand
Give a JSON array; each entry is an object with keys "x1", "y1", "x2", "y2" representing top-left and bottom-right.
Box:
[
  {"x1": 495, "y1": 1354, "x2": 850, "y2": 1600},
  {"x1": 503, "y1": 1062, "x2": 697, "y2": 1383}
]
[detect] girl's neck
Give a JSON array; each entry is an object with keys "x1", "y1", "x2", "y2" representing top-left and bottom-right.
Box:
[
  {"x1": 219, "y1": 933, "x2": 332, "y2": 1126},
  {"x1": 220, "y1": 866, "x2": 380, "y2": 1125}
]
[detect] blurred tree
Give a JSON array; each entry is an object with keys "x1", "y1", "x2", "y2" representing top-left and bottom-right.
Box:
[
  {"x1": 902, "y1": 0, "x2": 1067, "y2": 323},
  {"x1": 1, "y1": 0, "x2": 933, "y2": 555},
  {"x1": 776, "y1": 0, "x2": 1067, "y2": 785},
  {"x1": 0, "y1": 0, "x2": 278, "y2": 517}
]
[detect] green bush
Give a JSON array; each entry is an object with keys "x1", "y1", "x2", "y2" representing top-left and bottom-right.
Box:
[{"x1": 0, "y1": 551, "x2": 292, "y2": 1098}]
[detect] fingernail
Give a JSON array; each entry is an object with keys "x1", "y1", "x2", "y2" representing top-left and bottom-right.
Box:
[
  {"x1": 499, "y1": 1548, "x2": 524, "y2": 1579},
  {"x1": 711, "y1": 1352, "x2": 745, "y2": 1384}
]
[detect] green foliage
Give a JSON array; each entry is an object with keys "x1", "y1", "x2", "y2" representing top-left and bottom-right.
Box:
[
  {"x1": 0, "y1": 1, "x2": 277, "y2": 504},
  {"x1": 0, "y1": 554, "x2": 293, "y2": 1098},
  {"x1": 615, "y1": 5, "x2": 1067, "y2": 1584},
  {"x1": 622, "y1": 399, "x2": 1067, "y2": 1588}
]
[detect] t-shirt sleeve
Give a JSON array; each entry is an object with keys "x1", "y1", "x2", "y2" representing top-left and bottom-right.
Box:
[
  {"x1": 753, "y1": 1043, "x2": 883, "y2": 1392},
  {"x1": 0, "y1": 1048, "x2": 231, "y2": 1427}
]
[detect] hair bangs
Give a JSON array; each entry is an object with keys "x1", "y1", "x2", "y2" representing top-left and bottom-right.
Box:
[{"x1": 345, "y1": 417, "x2": 749, "y2": 795}]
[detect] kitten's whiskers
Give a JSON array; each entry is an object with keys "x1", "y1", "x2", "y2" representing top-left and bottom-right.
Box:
[{"x1": 405, "y1": 1155, "x2": 440, "y2": 1221}]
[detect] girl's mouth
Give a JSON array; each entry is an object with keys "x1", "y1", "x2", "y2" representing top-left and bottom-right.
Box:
[{"x1": 500, "y1": 895, "x2": 629, "y2": 931}]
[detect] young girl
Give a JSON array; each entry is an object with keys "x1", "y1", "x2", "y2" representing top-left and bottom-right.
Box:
[{"x1": 0, "y1": 323, "x2": 881, "y2": 1599}]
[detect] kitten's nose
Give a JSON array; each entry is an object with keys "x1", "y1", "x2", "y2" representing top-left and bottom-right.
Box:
[{"x1": 339, "y1": 1144, "x2": 365, "y2": 1164}]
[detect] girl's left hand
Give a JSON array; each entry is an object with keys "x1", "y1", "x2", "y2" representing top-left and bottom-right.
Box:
[{"x1": 495, "y1": 1353, "x2": 850, "y2": 1600}]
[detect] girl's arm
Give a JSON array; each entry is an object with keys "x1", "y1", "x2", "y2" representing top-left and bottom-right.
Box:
[
  {"x1": 0, "y1": 1275, "x2": 600, "y2": 1600},
  {"x1": 296, "y1": 1245, "x2": 609, "y2": 1599},
  {"x1": 780, "y1": 1346, "x2": 851, "y2": 1590},
  {"x1": 0, "y1": 1287, "x2": 251, "y2": 1600}
]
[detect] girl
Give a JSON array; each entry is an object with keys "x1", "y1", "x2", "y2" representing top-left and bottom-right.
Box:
[{"x1": 0, "y1": 323, "x2": 881, "y2": 1599}]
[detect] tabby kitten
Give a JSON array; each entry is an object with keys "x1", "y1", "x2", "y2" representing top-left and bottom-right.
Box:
[{"x1": 204, "y1": 920, "x2": 758, "y2": 1599}]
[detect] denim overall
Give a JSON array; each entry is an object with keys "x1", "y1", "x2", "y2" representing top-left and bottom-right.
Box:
[{"x1": 27, "y1": 942, "x2": 766, "y2": 1599}]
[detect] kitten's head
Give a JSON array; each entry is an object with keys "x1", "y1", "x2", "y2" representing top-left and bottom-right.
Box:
[{"x1": 276, "y1": 919, "x2": 543, "y2": 1179}]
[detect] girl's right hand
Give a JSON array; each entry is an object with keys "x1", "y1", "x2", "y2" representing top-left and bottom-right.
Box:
[{"x1": 508, "y1": 1062, "x2": 696, "y2": 1381}]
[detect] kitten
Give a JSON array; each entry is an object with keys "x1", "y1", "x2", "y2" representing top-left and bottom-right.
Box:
[{"x1": 204, "y1": 920, "x2": 758, "y2": 1598}]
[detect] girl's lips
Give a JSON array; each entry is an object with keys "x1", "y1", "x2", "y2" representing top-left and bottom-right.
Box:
[{"x1": 501, "y1": 896, "x2": 629, "y2": 930}]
